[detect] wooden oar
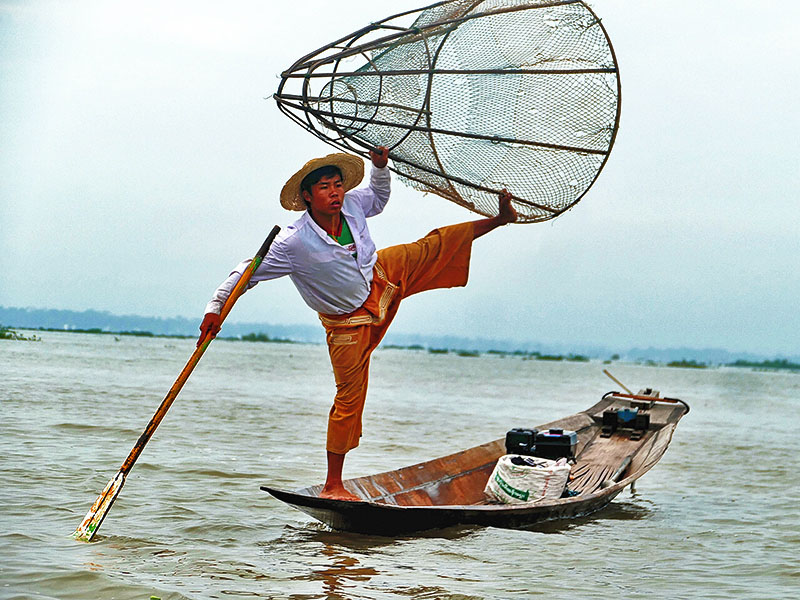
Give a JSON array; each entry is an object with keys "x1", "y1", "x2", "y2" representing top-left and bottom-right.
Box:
[
  {"x1": 600, "y1": 455, "x2": 633, "y2": 489},
  {"x1": 73, "y1": 225, "x2": 280, "y2": 542},
  {"x1": 603, "y1": 369, "x2": 633, "y2": 395}
]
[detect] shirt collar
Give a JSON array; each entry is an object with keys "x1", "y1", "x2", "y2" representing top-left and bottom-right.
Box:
[{"x1": 299, "y1": 204, "x2": 353, "y2": 245}]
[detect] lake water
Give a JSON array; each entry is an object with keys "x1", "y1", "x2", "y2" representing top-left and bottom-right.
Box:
[{"x1": 1, "y1": 331, "x2": 797, "y2": 599}]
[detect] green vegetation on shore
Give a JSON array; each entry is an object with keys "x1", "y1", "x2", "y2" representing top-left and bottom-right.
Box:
[
  {"x1": 401, "y1": 346, "x2": 800, "y2": 373},
  {"x1": 412, "y1": 346, "x2": 591, "y2": 362},
  {"x1": 32, "y1": 326, "x2": 186, "y2": 338},
  {"x1": 382, "y1": 344, "x2": 424, "y2": 351},
  {"x1": 666, "y1": 359, "x2": 707, "y2": 369},
  {"x1": 9, "y1": 322, "x2": 798, "y2": 372},
  {"x1": 456, "y1": 350, "x2": 480, "y2": 357},
  {"x1": 10, "y1": 326, "x2": 296, "y2": 344},
  {"x1": 727, "y1": 358, "x2": 800, "y2": 372},
  {"x1": 531, "y1": 353, "x2": 590, "y2": 362},
  {"x1": 237, "y1": 332, "x2": 293, "y2": 344}
]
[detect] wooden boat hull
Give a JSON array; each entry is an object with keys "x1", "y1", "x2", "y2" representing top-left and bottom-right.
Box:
[
  {"x1": 262, "y1": 391, "x2": 688, "y2": 535},
  {"x1": 264, "y1": 484, "x2": 626, "y2": 535}
]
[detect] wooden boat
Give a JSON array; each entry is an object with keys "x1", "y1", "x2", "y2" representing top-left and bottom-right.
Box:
[{"x1": 261, "y1": 390, "x2": 689, "y2": 535}]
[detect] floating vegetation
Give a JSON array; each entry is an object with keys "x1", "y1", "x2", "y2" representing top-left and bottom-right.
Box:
[{"x1": 0, "y1": 325, "x2": 41, "y2": 341}]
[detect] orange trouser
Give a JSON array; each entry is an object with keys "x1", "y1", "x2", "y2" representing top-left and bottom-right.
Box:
[{"x1": 319, "y1": 222, "x2": 474, "y2": 454}]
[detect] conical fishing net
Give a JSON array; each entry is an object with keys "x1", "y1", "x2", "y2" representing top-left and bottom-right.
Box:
[{"x1": 275, "y1": 0, "x2": 621, "y2": 223}]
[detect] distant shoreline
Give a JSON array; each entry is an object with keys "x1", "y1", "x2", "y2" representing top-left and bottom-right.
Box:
[
  {"x1": 0, "y1": 325, "x2": 295, "y2": 344},
  {"x1": 2, "y1": 305, "x2": 797, "y2": 366},
  {"x1": 4, "y1": 325, "x2": 798, "y2": 373}
]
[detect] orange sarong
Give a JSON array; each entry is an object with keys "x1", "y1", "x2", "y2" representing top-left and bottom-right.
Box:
[{"x1": 318, "y1": 222, "x2": 474, "y2": 454}]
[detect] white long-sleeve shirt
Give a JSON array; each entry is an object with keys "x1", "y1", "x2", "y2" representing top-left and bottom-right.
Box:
[{"x1": 204, "y1": 165, "x2": 391, "y2": 316}]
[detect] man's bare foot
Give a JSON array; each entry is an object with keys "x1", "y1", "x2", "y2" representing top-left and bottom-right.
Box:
[
  {"x1": 321, "y1": 451, "x2": 360, "y2": 500},
  {"x1": 472, "y1": 189, "x2": 518, "y2": 239},
  {"x1": 320, "y1": 483, "x2": 361, "y2": 501},
  {"x1": 497, "y1": 188, "x2": 518, "y2": 224}
]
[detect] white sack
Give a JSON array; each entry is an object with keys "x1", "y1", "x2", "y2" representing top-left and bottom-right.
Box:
[{"x1": 484, "y1": 455, "x2": 571, "y2": 505}]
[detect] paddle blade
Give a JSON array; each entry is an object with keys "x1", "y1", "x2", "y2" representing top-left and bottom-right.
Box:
[{"x1": 73, "y1": 471, "x2": 125, "y2": 542}]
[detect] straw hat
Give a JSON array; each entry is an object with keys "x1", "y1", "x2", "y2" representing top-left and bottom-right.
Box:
[{"x1": 280, "y1": 153, "x2": 365, "y2": 211}]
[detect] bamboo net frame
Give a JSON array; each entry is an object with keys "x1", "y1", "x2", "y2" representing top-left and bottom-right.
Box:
[{"x1": 274, "y1": 0, "x2": 621, "y2": 223}]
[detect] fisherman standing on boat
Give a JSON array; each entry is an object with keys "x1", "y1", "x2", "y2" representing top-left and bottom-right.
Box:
[{"x1": 198, "y1": 147, "x2": 517, "y2": 500}]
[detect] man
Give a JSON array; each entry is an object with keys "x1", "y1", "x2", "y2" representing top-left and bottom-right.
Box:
[{"x1": 199, "y1": 147, "x2": 517, "y2": 500}]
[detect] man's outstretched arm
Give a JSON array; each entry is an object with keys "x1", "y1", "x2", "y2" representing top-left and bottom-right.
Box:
[{"x1": 353, "y1": 146, "x2": 391, "y2": 218}]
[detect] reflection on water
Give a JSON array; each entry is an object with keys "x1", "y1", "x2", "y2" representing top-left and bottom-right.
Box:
[
  {"x1": 1, "y1": 331, "x2": 798, "y2": 599},
  {"x1": 589, "y1": 498, "x2": 655, "y2": 522},
  {"x1": 290, "y1": 544, "x2": 380, "y2": 600},
  {"x1": 275, "y1": 521, "x2": 482, "y2": 551}
]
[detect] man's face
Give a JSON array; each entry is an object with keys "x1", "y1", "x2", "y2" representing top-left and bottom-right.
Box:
[{"x1": 303, "y1": 174, "x2": 344, "y2": 219}]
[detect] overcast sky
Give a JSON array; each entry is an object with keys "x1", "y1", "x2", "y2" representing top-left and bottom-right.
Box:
[{"x1": 1, "y1": 1, "x2": 798, "y2": 356}]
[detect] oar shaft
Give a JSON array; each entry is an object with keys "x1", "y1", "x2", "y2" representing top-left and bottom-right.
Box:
[
  {"x1": 74, "y1": 226, "x2": 280, "y2": 542},
  {"x1": 120, "y1": 342, "x2": 208, "y2": 473},
  {"x1": 600, "y1": 455, "x2": 633, "y2": 489},
  {"x1": 120, "y1": 225, "x2": 280, "y2": 475},
  {"x1": 603, "y1": 369, "x2": 633, "y2": 395},
  {"x1": 609, "y1": 455, "x2": 632, "y2": 483}
]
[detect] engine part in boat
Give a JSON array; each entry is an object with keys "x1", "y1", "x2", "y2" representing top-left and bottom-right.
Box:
[
  {"x1": 505, "y1": 427, "x2": 538, "y2": 455},
  {"x1": 533, "y1": 428, "x2": 577, "y2": 459}
]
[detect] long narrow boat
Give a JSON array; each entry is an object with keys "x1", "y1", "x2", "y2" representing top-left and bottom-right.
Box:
[{"x1": 261, "y1": 390, "x2": 689, "y2": 535}]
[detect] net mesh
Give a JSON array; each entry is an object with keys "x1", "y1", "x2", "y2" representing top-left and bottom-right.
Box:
[{"x1": 275, "y1": 0, "x2": 621, "y2": 223}]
